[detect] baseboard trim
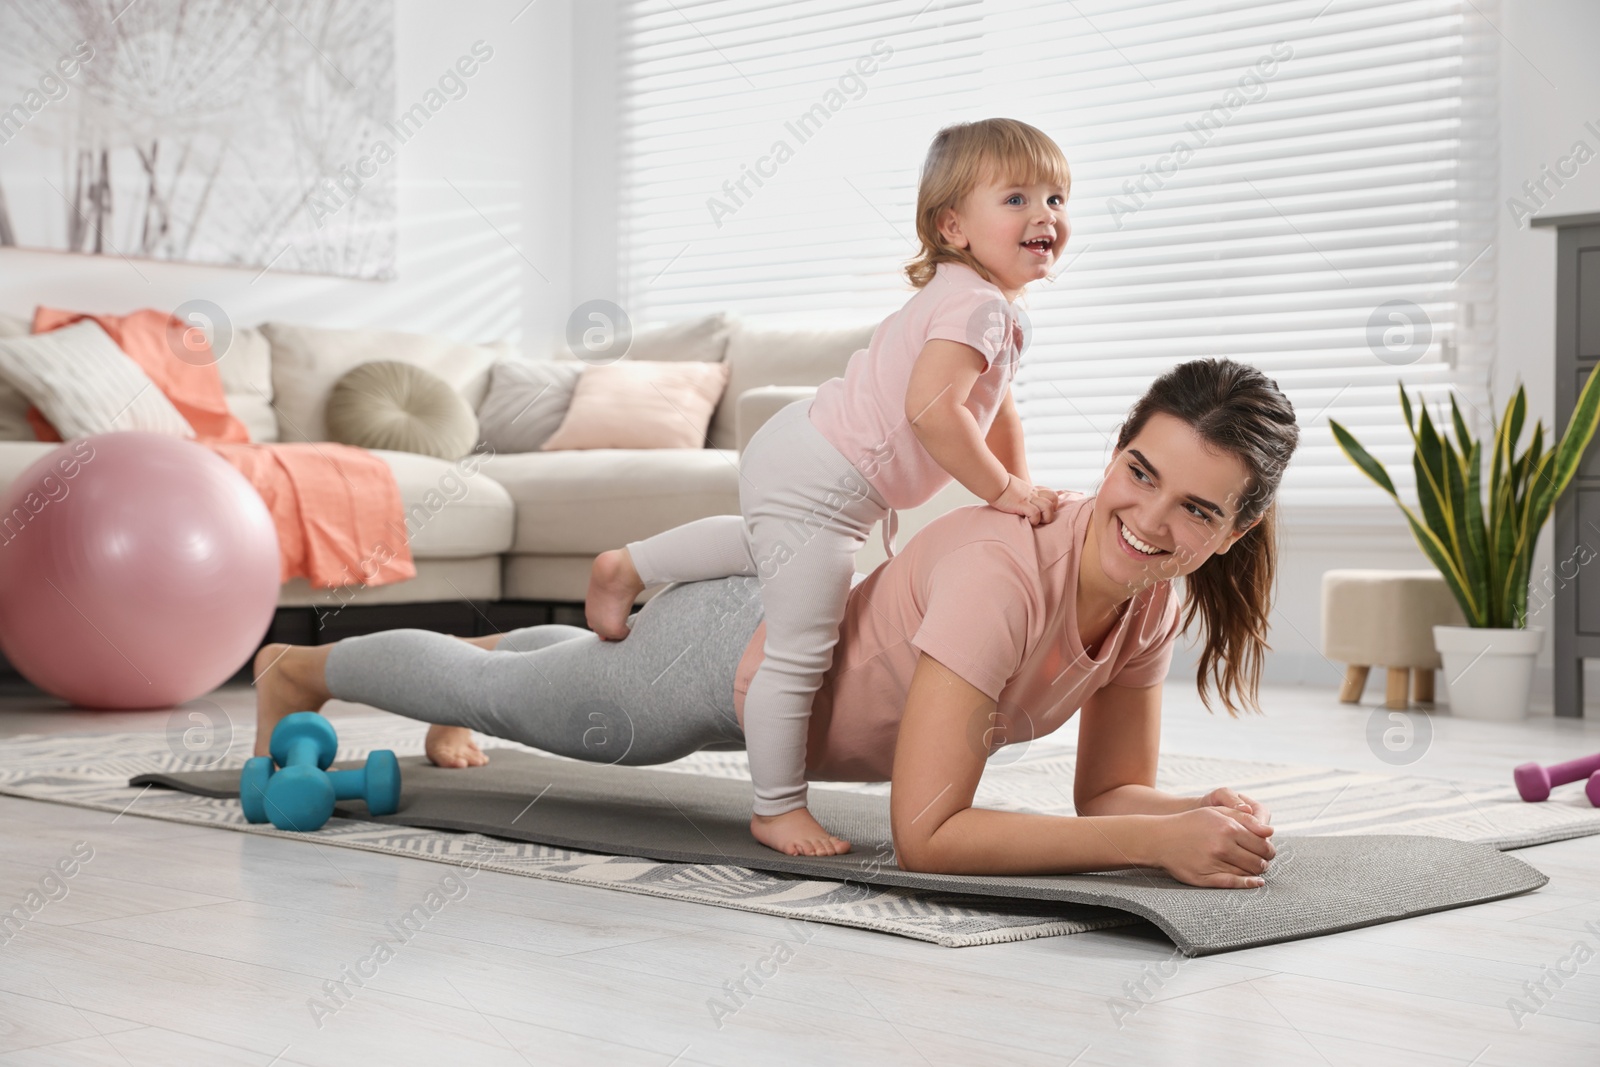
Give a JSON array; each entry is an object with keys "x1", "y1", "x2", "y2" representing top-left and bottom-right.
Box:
[
  {"x1": 0, "y1": 600, "x2": 593, "y2": 690},
  {"x1": 1164, "y1": 644, "x2": 1595, "y2": 719}
]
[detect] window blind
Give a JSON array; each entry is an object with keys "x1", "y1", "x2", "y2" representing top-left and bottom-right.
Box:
[{"x1": 617, "y1": 0, "x2": 1498, "y2": 510}]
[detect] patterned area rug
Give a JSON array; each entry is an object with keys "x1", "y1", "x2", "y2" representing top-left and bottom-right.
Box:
[{"x1": 2, "y1": 717, "x2": 1596, "y2": 948}]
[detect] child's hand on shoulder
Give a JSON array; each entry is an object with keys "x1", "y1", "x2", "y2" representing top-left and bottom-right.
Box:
[
  {"x1": 1031, "y1": 485, "x2": 1069, "y2": 524},
  {"x1": 986, "y1": 475, "x2": 1066, "y2": 526}
]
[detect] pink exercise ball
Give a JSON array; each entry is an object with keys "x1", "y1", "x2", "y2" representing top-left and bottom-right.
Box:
[{"x1": 0, "y1": 432, "x2": 280, "y2": 710}]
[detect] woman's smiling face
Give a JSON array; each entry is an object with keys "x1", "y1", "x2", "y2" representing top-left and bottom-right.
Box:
[{"x1": 1092, "y1": 411, "x2": 1258, "y2": 592}]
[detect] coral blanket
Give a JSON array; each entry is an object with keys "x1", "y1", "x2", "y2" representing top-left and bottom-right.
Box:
[{"x1": 27, "y1": 308, "x2": 416, "y2": 590}]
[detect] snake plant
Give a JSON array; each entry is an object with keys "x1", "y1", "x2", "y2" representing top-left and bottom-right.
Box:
[{"x1": 1329, "y1": 369, "x2": 1600, "y2": 629}]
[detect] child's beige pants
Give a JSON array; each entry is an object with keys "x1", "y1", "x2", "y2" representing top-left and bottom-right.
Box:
[{"x1": 626, "y1": 398, "x2": 892, "y2": 816}]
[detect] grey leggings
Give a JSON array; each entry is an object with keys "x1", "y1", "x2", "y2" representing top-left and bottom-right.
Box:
[{"x1": 324, "y1": 576, "x2": 765, "y2": 765}]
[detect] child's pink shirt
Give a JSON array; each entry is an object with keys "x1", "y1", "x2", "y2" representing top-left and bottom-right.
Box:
[
  {"x1": 807, "y1": 261, "x2": 1025, "y2": 510},
  {"x1": 731, "y1": 493, "x2": 1182, "y2": 782}
]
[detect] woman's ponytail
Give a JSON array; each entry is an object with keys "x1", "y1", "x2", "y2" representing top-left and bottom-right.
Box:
[
  {"x1": 1182, "y1": 500, "x2": 1279, "y2": 716},
  {"x1": 1114, "y1": 360, "x2": 1299, "y2": 716}
]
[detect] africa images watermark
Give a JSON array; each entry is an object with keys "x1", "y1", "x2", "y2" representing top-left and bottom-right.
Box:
[
  {"x1": 1505, "y1": 914, "x2": 1600, "y2": 1030},
  {"x1": 705, "y1": 39, "x2": 894, "y2": 229},
  {"x1": 0, "y1": 40, "x2": 94, "y2": 147},
  {"x1": 1366, "y1": 707, "x2": 1432, "y2": 767},
  {"x1": 306, "y1": 848, "x2": 492, "y2": 1029},
  {"x1": 752, "y1": 439, "x2": 894, "y2": 580},
  {"x1": 0, "y1": 841, "x2": 95, "y2": 948},
  {"x1": 307, "y1": 39, "x2": 496, "y2": 228},
  {"x1": 1107, "y1": 40, "x2": 1293, "y2": 229},
  {"x1": 0, "y1": 439, "x2": 96, "y2": 548},
  {"x1": 1505, "y1": 116, "x2": 1600, "y2": 229},
  {"x1": 1524, "y1": 535, "x2": 1598, "y2": 626},
  {"x1": 705, "y1": 918, "x2": 822, "y2": 1029}
]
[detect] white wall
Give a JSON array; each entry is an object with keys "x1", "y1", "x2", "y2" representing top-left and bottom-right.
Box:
[
  {"x1": 1490, "y1": 0, "x2": 1600, "y2": 713},
  {"x1": 571, "y1": 1, "x2": 621, "y2": 310},
  {"x1": 0, "y1": 0, "x2": 575, "y2": 358}
]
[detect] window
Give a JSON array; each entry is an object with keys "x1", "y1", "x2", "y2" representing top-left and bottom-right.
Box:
[{"x1": 617, "y1": 0, "x2": 1498, "y2": 508}]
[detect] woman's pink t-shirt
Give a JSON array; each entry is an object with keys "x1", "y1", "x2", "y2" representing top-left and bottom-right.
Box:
[
  {"x1": 807, "y1": 261, "x2": 1024, "y2": 510},
  {"x1": 731, "y1": 492, "x2": 1182, "y2": 781}
]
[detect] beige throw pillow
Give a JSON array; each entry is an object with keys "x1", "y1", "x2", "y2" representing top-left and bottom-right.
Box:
[
  {"x1": 0, "y1": 313, "x2": 33, "y2": 440},
  {"x1": 475, "y1": 359, "x2": 584, "y2": 453},
  {"x1": 215, "y1": 326, "x2": 279, "y2": 443},
  {"x1": 540, "y1": 361, "x2": 731, "y2": 451},
  {"x1": 0, "y1": 319, "x2": 195, "y2": 439}
]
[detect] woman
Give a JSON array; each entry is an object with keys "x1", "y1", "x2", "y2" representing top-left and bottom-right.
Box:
[{"x1": 252, "y1": 358, "x2": 1298, "y2": 889}]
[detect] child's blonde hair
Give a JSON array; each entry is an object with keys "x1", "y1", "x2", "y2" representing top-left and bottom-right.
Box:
[{"x1": 904, "y1": 118, "x2": 1071, "y2": 289}]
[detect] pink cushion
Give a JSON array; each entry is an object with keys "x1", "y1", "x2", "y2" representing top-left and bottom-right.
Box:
[{"x1": 541, "y1": 360, "x2": 731, "y2": 451}]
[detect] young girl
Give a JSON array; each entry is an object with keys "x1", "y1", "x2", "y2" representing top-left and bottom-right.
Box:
[{"x1": 587, "y1": 118, "x2": 1073, "y2": 858}]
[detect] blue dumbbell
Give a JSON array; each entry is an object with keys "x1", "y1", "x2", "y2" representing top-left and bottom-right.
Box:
[{"x1": 240, "y1": 712, "x2": 401, "y2": 832}]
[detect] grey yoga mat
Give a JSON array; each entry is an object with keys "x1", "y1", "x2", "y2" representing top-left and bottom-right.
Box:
[{"x1": 132, "y1": 749, "x2": 1548, "y2": 956}]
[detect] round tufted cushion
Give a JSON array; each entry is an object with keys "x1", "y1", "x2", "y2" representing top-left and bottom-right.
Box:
[{"x1": 324, "y1": 360, "x2": 479, "y2": 460}]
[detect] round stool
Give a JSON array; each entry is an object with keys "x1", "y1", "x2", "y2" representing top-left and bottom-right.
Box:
[{"x1": 1321, "y1": 569, "x2": 1468, "y2": 709}]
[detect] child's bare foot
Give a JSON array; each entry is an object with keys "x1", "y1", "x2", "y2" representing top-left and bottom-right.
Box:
[
  {"x1": 586, "y1": 548, "x2": 645, "y2": 640},
  {"x1": 751, "y1": 807, "x2": 853, "y2": 857},
  {"x1": 426, "y1": 724, "x2": 489, "y2": 768},
  {"x1": 252, "y1": 643, "x2": 334, "y2": 757}
]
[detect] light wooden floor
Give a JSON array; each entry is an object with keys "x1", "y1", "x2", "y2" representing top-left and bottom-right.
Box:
[{"x1": 1, "y1": 676, "x2": 1598, "y2": 1066}]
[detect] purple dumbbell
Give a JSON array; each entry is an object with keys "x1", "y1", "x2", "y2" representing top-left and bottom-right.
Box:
[{"x1": 1513, "y1": 751, "x2": 1600, "y2": 802}]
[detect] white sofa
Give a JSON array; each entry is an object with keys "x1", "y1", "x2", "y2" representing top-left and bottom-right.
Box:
[{"x1": 0, "y1": 312, "x2": 895, "y2": 625}]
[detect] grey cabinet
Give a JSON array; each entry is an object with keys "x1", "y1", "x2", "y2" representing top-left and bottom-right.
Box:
[{"x1": 1533, "y1": 211, "x2": 1600, "y2": 718}]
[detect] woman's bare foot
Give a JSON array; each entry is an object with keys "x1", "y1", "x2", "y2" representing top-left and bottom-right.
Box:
[
  {"x1": 425, "y1": 724, "x2": 489, "y2": 768},
  {"x1": 455, "y1": 633, "x2": 504, "y2": 651},
  {"x1": 586, "y1": 548, "x2": 645, "y2": 640},
  {"x1": 751, "y1": 807, "x2": 853, "y2": 857},
  {"x1": 252, "y1": 643, "x2": 334, "y2": 757}
]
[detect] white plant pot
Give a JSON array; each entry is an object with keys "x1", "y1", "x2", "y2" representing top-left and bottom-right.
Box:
[{"x1": 1432, "y1": 625, "x2": 1544, "y2": 721}]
